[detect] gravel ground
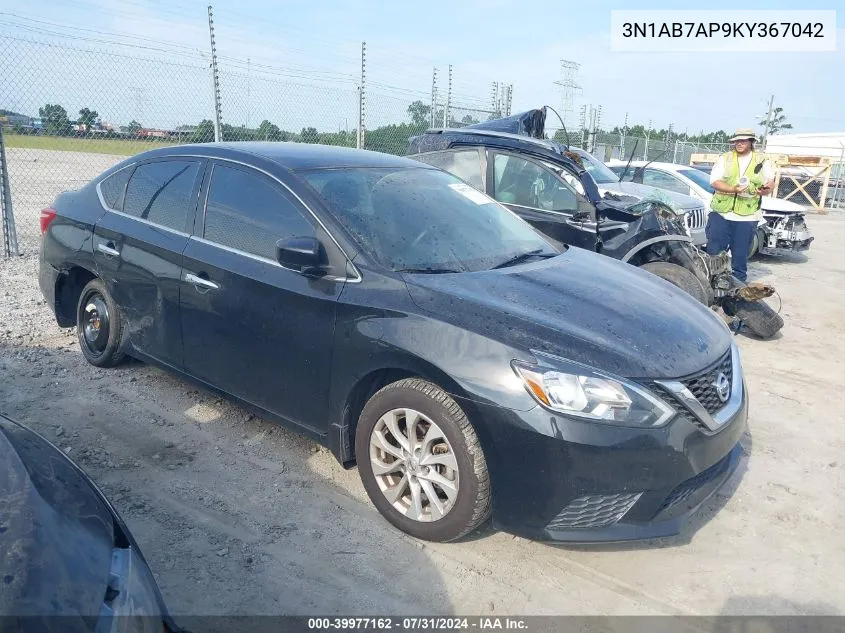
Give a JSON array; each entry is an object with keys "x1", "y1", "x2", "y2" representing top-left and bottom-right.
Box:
[{"x1": 1, "y1": 150, "x2": 844, "y2": 619}]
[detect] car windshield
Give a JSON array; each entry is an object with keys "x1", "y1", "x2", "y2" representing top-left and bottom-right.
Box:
[
  {"x1": 573, "y1": 151, "x2": 621, "y2": 184},
  {"x1": 678, "y1": 168, "x2": 715, "y2": 194},
  {"x1": 300, "y1": 166, "x2": 558, "y2": 273}
]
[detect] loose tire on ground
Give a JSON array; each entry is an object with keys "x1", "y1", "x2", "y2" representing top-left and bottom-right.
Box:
[
  {"x1": 355, "y1": 378, "x2": 491, "y2": 542},
  {"x1": 640, "y1": 261, "x2": 710, "y2": 305},
  {"x1": 76, "y1": 278, "x2": 126, "y2": 368},
  {"x1": 730, "y1": 297, "x2": 784, "y2": 339}
]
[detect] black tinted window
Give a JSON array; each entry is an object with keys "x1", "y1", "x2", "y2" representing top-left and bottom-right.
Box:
[
  {"x1": 99, "y1": 167, "x2": 132, "y2": 210},
  {"x1": 123, "y1": 160, "x2": 200, "y2": 232},
  {"x1": 203, "y1": 164, "x2": 315, "y2": 259}
]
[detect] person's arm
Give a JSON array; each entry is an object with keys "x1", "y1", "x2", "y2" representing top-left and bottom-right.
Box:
[
  {"x1": 708, "y1": 156, "x2": 740, "y2": 193},
  {"x1": 757, "y1": 159, "x2": 776, "y2": 195}
]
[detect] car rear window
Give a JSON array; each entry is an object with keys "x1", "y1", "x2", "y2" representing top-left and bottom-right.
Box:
[
  {"x1": 122, "y1": 160, "x2": 201, "y2": 232},
  {"x1": 98, "y1": 167, "x2": 132, "y2": 210}
]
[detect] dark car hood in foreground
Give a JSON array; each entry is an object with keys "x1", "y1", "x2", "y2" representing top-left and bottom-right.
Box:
[
  {"x1": 0, "y1": 414, "x2": 114, "y2": 619},
  {"x1": 405, "y1": 247, "x2": 730, "y2": 380}
]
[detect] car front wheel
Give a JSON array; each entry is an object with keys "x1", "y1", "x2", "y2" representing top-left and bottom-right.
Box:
[{"x1": 355, "y1": 378, "x2": 491, "y2": 542}]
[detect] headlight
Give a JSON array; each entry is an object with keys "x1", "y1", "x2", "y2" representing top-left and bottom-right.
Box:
[
  {"x1": 512, "y1": 355, "x2": 676, "y2": 427},
  {"x1": 99, "y1": 547, "x2": 167, "y2": 633}
]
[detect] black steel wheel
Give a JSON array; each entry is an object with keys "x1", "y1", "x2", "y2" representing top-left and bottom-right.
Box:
[{"x1": 76, "y1": 278, "x2": 126, "y2": 367}]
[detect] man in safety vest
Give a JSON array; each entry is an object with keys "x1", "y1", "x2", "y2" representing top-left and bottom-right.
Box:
[{"x1": 706, "y1": 128, "x2": 775, "y2": 282}]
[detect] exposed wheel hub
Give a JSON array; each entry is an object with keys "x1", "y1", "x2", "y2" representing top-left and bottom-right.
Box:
[{"x1": 82, "y1": 295, "x2": 110, "y2": 354}]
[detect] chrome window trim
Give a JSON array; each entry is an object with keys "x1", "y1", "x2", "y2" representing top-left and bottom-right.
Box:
[
  {"x1": 95, "y1": 162, "x2": 138, "y2": 213},
  {"x1": 188, "y1": 235, "x2": 359, "y2": 283},
  {"x1": 98, "y1": 208, "x2": 191, "y2": 238},
  {"x1": 95, "y1": 151, "x2": 362, "y2": 283},
  {"x1": 655, "y1": 342, "x2": 744, "y2": 433}
]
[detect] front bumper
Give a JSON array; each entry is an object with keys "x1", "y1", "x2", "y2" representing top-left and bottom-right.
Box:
[
  {"x1": 760, "y1": 228, "x2": 814, "y2": 256},
  {"x1": 468, "y1": 355, "x2": 748, "y2": 543}
]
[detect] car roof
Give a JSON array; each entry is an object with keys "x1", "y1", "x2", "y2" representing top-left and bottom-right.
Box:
[
  {"x1": 132, "y1": 141, "x2": 430, "y2": 171},
  {"x1": 413, "y1": 127, "x2": 565, "y2": 154}
]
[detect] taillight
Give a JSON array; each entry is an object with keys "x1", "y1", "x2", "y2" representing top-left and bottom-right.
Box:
[{"x1": 40, "y1": 208, "x2": 57, "y2": 235}]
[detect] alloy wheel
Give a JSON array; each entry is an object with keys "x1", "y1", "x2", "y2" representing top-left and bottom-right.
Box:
[{"x1": 368, "y1": 408, "x2": 460, "y2": 522}]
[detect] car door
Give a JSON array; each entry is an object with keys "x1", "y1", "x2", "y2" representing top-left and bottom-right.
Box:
[
  {"x1": 487, "y1": 151, "x2": 596, "y2": 250},
  {"x1": 179, "y1": 160, "x2": 344, "y2": 433},
  {"x1": 92, "y1": 157, "x2": 205, "y2": 369}
]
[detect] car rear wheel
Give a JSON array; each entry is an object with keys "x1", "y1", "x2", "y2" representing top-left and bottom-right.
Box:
[
  {"x1": 76, "y1": 278, "x2": 126, "y2": 367},
  {"x1": 640, "y1": 261, "x2": 710, "y2": 305},
  {"x1": 355, "y1": 378, "x2": 491, "y2": 542}
]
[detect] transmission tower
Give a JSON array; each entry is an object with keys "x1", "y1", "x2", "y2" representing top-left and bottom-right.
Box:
[{"x1": 553, "y1": 60, "x2": 581, "y2": 131}]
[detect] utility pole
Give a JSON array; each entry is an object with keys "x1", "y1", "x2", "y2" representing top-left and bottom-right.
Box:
[
  {"x1": 246, "y1": 57, "x2": 251, "y2": 130},
  {"x1": 761, "y1": 94, "x2": 775, "y2": 150},
  {"x1": 620, "y1": 112, "x2": 628, "y2": 158},
  {"x1": 442, "y1": 64, "x2": 452, "y2": 128},
  {"x1": 430, "y1": 67, "x2": 438, "y2": 128},
  {"x1": 357, "y1": 41, "x2": 366, "y2": 149},
  {"x1": 207, "y1": 5, "x2": 223, "y2": 143},
  {"x1": 0, "y1": 125, "x2": 19, "y2": 257},
  {"x1": 579, "y1": 104, "x2": 587, "y2": 149},
  {"x1": 491, "y1": 81, "x2": 499, "y2": 117},
  {"x1": 644, "y1": 119, "x2": 652, "y2": 160},
  {"x1": 553, "y1": 60, "x2": 581, "y2": 132}
]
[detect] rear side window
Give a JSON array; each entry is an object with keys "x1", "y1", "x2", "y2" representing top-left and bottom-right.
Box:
[
  {"x1": 123, "y1": 160, "x2": 201, "y2": 232},
  {"x1": 413, "y1": 149, "x2": 485, "y2": 190},
  {"x1": 203, "y1": 164, "x2": 315, "y2": 260},
  {"x1": 98, "y1": 167, "x2": 132, "y2": 210}
]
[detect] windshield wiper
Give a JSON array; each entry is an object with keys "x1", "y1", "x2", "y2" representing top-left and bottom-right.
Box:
[
  {"x1": 490, "y1": 249, "x2": 555, "y2": 270},
  {"x1": 396, "y1": 267, "x2": 462, "y2": 274}
]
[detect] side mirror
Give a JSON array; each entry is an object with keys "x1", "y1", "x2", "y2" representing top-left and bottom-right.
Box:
[{"x1": 275, "y1": 236, "x2": 327, "y2": 277}]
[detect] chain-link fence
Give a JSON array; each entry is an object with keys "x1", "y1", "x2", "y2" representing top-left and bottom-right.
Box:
[{"x1": 0, "y1": 31, "x2": 506, "y2": 256}]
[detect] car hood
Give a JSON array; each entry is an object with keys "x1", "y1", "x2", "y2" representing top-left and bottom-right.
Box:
[
  {"x1": 599, "y1": 181, "x2": 703, "y2": 211},
  {"x1": 761, "y1": 196, "x2": 805, "y2": 213},
  {"x1": 404, "y1": 247, "x2": 730, "y2": 380},
  {"x1": 0, "y1": 414, "x2": 114, "y2": 620}
]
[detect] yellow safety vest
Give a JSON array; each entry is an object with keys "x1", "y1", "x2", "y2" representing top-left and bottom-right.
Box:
[{"x1": 710, "y1": 151, "x2": 766, "y2": 216}]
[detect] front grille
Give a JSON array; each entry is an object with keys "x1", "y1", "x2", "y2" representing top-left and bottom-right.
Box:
[
  {"x1": 684, "y1": 207, "x2": 707, "y2": 231},
  {"x1": 546, "y1": 492, "x2": 642, "y2": 530},
  {"x1": 681, "y1": 349, "x2": 733, "y2": 415},
  {"x1": 658, "y1": 453, "x2": 732, "y2": 513}
]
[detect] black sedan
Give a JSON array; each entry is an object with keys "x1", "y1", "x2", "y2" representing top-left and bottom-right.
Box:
[
  {"x1": 37, "y1": 142, "x2": 747, "y2": 543},
  {"x1": 0, "y1": 412, "x2": 179, "y2": 631}
]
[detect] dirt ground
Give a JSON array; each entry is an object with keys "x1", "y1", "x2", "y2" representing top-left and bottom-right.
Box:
[{"x1": 1, "y1": 150, "x2": 844, "y2": 619}]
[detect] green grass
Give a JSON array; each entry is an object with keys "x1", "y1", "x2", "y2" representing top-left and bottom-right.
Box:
[{"x1": 4, "y1": 133, "x2": 179, "y2": 156}]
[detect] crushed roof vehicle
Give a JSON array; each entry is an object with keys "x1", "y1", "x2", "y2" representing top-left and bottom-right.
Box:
[
  {"x1": 407, "y1": 107, "x2": 784, "y2": 338},
  {"x1": 0, "y1": 412, "x2": 183, "y2": 633}
]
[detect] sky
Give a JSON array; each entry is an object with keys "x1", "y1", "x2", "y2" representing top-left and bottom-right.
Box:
[{"x1": 0, "y1": 0, "x2": 842, "y2": 139}]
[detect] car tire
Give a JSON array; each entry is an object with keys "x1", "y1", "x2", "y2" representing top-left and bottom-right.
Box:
[
  {"x1": 726, "y1": 297, "x2": 784, "y2": 339},
  {"x1": 76, "y1": 278, "x2": 126, "y2": 368},
  {"x1": 748, "y1": 231, "x2": 760, "y2": 259},
  {"x1": 640, "y1": 261, "x2": 710, "y2": 305},
  {"x1": 355, "y1": 378, "x2": 491, "y2": 542}
]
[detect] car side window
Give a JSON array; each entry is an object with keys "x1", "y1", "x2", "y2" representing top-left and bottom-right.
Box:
[
  {"x1": 412, "y1": 149, "x2": 485, "y2": 190},
  {"x1": 122, "y1": 160, "x2": 201, "y2": 232},
  {"x1": 492, "y1": 153, "x2": 579, "y2": 214},
  {"x1": 643, "y1": 169, "x2": 691, "y2": 196},
  {"x1": 203, "y1": 163, "x2": 315, "y2": 260},
  {"x1": 98, "y1": 167, "x2": 132, "y2": 210}
]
